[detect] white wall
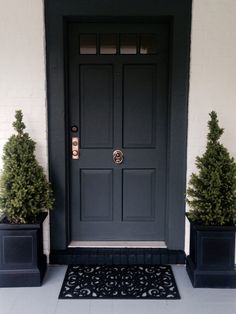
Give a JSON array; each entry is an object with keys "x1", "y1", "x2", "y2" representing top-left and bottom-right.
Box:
[
  {"x1": 0, "y1": 0, "x2": 49, "y2": 256},
  {"x1": 186, "y1": 0, "x2": 236, "y2": 253},
  {"x1": 1, "y1": 0, "x2": 236, "y2": 257}
]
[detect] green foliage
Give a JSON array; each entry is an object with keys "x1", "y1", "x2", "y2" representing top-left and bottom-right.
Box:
[
  {"x1": 187, "y1": 111, "x2": 236, "y2": 226},
  {"x1": 0, "y1": 110, "x2": 54, "y2": 223}
]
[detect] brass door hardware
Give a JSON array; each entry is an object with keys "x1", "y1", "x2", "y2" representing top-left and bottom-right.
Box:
[
  {"x1": 113, "y1": 150, "x2": 124, "y2": 164},
  {"x1": 72, "y1": 137, "x2": 80, "y2": 159}
]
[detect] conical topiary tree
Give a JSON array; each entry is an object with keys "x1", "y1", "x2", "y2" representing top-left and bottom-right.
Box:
[
  {"x1": 0, "y1": 110, "x2": 54, "y2": 223},
  {"x1": 186, "y1": 111, "x2": 236, "y2": 226}
]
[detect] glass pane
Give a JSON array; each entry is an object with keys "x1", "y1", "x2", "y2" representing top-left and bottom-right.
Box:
[
  {"x1": 100, "y1": 34, "x2": 117, "y2": 54},
  {"x1": 80, "y1": 34, "x2": 97, "y2": 54},
  {"x1": 120, "y1": 34, "x2": 137, "y2": 54},
  {"x1": 140, "y1": 34, "x2": 158, "y2": 54}
]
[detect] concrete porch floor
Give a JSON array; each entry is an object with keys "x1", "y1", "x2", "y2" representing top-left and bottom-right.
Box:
[{"x1": 0, "y1": 265, "x2": 236, "y2": 314}]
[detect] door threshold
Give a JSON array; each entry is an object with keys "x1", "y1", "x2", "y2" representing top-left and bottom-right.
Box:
[{"x1": 68, "y1": 241, "x2": 167, "y2": 248}]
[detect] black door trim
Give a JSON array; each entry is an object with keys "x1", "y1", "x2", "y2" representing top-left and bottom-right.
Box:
[{"x1": 45, "y1": 0, "x2": 192, "y2": 256}]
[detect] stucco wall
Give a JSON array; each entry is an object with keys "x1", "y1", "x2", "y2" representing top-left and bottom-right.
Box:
[
  {"x1": 186, "y1": 0, "x2": 236, "y2": 253},
  {"x1": 0, "y1": 0, "x2": 236, "y2": 257},
  {"x1": 0, "y1": 0, "x2": 49, "y2": 255},
  {"x1": 188, "y1": 0, "x2": 236, "y2": 175}
]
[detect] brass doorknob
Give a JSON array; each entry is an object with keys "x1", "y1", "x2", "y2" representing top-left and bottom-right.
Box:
[{"x1": 113, "y1": 150, "x2": 124, "y2": 164}]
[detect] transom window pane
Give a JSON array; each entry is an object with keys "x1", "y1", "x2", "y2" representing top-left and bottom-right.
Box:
[
  {"x1": 140, "y1": 34, "x2": 158, "y2": 54},
  {"x1": 80, "y1": 34, "x2": 97, "y2": 54},
  {"x1": 100, "y1": 34, "x2": 117, "y2": 54},
  {"x1": 120, "y1": 34, "x2": 137, "y2": 54},
  {"x1": 78, "y1": 33, "x2": 159, "y2": 55}
]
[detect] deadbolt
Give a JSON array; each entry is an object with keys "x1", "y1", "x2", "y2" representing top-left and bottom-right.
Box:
[
  {"x1": 72, "y1": 140, "x2": 77, "y2": 146},
  {"x1": 72, "y1": 150, "x2": 78, "y2": 156},
  {"x1": 113, "y1": 150, "x2": 124, "y2": 164}
]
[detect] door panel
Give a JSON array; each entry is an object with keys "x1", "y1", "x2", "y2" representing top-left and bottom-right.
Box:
[
  {"x1": 81, "y1": 169, "x2": 113, "y2": 221},
  {"x1": 123, "y1": 169, "x2": 155, "y2": 222},
  {"x1": 123, "y1": 65, "x2": 156, "y2": 148},
  {"x1": 69, "y1": 23, "x2": 169, "y2": 241},
  {"x1": 80, "y1": 65, "x2": 114, "y2": 148}
]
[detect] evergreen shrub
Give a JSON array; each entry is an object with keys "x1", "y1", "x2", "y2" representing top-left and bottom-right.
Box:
[
  {"x1": 186, "y1": 111, "x2": 236, "y2": 226},
  {"x1": 0, "y1": 110, "x2": 54, "y2": 223}
]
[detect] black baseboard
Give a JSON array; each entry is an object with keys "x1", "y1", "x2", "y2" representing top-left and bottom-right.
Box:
[{"x1": 50, "y1": 248, "x2": 185, "y2": 265}]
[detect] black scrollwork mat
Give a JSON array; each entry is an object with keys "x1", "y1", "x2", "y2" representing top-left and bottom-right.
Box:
[{"x1": 59, "y1": 265, "x2": 180, "y2": 299}]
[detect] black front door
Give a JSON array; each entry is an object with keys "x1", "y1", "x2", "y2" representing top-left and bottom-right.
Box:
[{"x1": 68, "y1": 23, "x2": 169, "y2": 241}]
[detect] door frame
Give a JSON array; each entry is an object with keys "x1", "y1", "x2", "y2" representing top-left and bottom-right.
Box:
[{"x1": 45, "y1": 0, "x2": 192, "y2": 254}]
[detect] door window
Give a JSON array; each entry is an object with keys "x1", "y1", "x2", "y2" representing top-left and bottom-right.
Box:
[
  {"x1": 100, "y1": 34, "x2": 117, "y2": 54},
  {"x1": 79, "y1": 34, "x2": 97, "y2": 54},
  {"x1": 79, "y1": 33, "x2": 159, "y2": 55}
]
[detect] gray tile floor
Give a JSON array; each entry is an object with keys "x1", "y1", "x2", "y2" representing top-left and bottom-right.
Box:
[{"x1": 1, "y1": 265, "x2": 236, "y2": 314}]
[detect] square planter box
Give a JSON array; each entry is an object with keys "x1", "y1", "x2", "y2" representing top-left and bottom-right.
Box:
[
  {"x1": 186, "y1": 218, "x2": 236, "y2": 288},
  {"x1": 0, "y1": 213, "x2": 47, "y2": 287}
]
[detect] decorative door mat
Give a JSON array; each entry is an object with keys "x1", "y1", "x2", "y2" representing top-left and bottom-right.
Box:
[{"x1": 59, "y1": 265, "x2": 180, "y2": 299}]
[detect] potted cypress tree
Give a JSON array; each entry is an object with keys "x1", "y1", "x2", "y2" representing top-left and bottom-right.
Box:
[
  {"x1": 186, "y1": 111, "x2": 236, "y2": 288},
  {"x1": 0, "y1": 110, "x2": 54, "y2": 287}
]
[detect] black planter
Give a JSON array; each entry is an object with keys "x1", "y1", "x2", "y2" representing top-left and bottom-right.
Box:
[
  {"x1": 186, "y1": 216, "x2": 236, "y2": 288},
  {"x1": 0, "y1": 212, "x2": 47, "y2": 287}
]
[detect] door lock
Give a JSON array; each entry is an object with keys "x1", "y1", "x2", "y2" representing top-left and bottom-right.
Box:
[{"x1": 72, "y1": 137, "x2": 80, "y2": 160}]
